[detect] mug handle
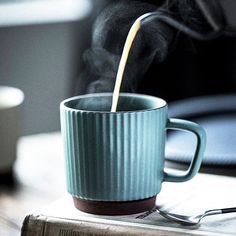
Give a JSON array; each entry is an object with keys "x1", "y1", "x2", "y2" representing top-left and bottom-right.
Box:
[{"x1": 163, "y1": 118, "x2": 207, "y2": 182}]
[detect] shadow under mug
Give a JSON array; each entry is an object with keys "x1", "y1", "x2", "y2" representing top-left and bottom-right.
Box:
[{"x1": 60, "y1": 93, "x2": 206, "y2": 215}]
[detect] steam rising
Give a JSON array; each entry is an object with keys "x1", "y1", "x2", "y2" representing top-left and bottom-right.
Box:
[
  {"x1": 77, "y1": 0, "x2": 209, "y2": 95},
  {"x1": 83, "y1": 48, "x2": 120, "y2": 93}
]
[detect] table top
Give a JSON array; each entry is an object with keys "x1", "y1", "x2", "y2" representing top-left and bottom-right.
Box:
[{"x1": 1, "y1": 132, "x2": 236, "y2": 236}]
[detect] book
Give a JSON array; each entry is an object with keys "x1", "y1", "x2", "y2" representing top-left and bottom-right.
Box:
[{"x1": 21, "y1": 173, "x2": 236, "y2": 236}]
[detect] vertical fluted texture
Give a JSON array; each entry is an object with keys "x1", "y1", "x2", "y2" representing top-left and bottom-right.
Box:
[{"x1": 61, "y1": 107, "x2": 167, "y2": 201}]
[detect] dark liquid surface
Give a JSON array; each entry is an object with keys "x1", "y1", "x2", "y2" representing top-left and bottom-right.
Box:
[{"x1": 65, "y1": 94, "x2": 162, "y2": 112}]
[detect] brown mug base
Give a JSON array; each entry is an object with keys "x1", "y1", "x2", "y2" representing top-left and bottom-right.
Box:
[{"x1": 73, "y1": 196, "x2": 156, "y2": 215}]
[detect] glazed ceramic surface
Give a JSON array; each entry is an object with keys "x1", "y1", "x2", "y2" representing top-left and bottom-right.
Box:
[{"x1": 60, "y1": 93, "x2": 206, "y2": 202}]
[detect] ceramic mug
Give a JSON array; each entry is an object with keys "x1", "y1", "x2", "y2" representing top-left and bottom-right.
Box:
[
  {"x1": 60, "y1": 93, "x2": 206, "y2": 215},
  {"x1": 0, "y1": 86, "x2": 24, "y2": 174}
]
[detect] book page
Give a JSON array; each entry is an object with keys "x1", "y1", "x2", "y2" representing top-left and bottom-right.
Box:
[{"x1": 35, "y1": 173, "x2": 236, "y2": 236}]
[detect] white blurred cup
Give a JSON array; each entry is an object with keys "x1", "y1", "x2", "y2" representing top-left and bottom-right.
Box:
[{"x1": 0, "y1": 86, "x2": 24, "y2": 174}]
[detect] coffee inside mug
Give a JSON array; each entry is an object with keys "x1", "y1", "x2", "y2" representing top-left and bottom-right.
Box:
[{"x1": 64, "y1": 93, "x2": 166, "y2": 112}]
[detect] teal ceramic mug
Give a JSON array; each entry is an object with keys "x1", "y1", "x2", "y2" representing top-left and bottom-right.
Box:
[{"x1": 60, "y1": 93, "x2": 206, "y2": 215}]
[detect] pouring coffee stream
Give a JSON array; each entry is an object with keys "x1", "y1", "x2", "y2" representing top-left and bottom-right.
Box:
[
  {"x1": 111, "y1": 13, "x2": 150, "y2": 112},
  {"x1": 110, "y1": 7, "x2": 224, "y2": 112}
]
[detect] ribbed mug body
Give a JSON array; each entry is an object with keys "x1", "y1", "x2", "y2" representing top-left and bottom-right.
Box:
[{"x1": 60, "y1": 93, "x2": 168, "y2": 202}]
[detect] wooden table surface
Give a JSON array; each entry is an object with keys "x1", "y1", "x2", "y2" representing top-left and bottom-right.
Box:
[{"x1": 0, "y1": 133, "x2": 66, "y2": 236}]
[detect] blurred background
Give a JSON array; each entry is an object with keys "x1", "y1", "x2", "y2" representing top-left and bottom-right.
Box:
[
  {"x1": 0, "y1": 0, "x2": 93, "y2": 135},
  {"x1": 1, "y1": 0, "x2": 236, "y2": 135}
]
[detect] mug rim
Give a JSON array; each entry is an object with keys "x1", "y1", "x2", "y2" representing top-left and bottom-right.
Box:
[{"x1": 60, "y1": 92, "x2": 167, "y2": 113}]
